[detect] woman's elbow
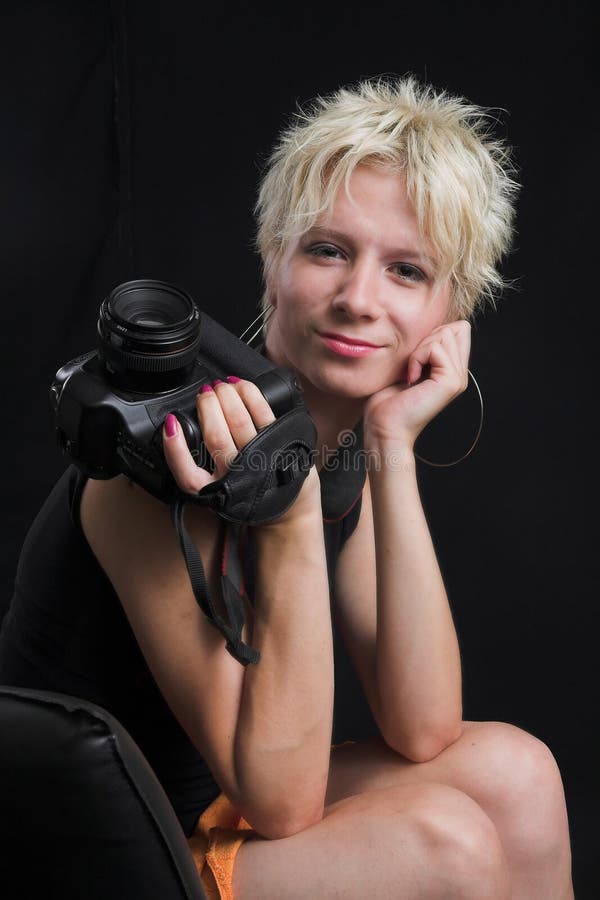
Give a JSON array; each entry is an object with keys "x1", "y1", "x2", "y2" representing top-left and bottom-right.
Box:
[
  {"x1": 383, "y1": 719, "x2": 464, "y2": 764},
  {"x1": 251, "y1": 800, "x2": 324, "y2": 840}
]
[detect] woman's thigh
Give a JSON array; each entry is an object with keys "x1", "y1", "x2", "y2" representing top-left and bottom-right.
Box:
[{"x1": 233, "y1": 781, "x2": 508, "y2": 900}]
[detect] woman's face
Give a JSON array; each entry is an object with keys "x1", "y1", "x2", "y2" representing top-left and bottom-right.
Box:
[{"x1": 265, "y1": 164, "x2": 452, "y2": 400}]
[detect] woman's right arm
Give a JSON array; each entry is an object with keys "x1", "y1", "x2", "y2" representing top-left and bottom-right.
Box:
[{"x1": 80, "y1": 380, "x2": 333, "y2": 839}]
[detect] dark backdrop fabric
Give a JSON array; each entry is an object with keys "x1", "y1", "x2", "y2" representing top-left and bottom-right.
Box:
[{"x1": 0, "y1": 2, "x2": 596, "y2": 896}]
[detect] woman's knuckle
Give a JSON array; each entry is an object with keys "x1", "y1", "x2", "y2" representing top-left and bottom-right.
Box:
[
  {"x1": 258, "y1": 405, "x2": 276, "y2": 425},
  {"x1": 201, "y1": 425, "x2": 225, "y2": 448},
  {"x1": 239, "y1": 381, "x2": 262, "y2": 402},
  {"x1": 197, "y1": 386, "x2": 215, "y2": 402},
  {"x1": 227, "y1": 408, "x2": 250, "y2": 431},
  {"x1": 236, "y1": 383, "x2": 275, "y2": 421}
]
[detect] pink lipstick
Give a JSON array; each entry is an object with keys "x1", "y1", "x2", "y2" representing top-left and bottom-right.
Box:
[{"x1": 319, "y1": 332, "x2": 382, "y2": 357}]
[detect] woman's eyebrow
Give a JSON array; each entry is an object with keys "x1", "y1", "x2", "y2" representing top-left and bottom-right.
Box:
[{"x1": 305, "y1": 227, "x2": 434, "y2": 265}]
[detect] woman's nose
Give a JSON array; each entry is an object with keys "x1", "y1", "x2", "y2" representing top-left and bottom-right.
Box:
[{"x1": 331, "y1": 260, "x2": 378, "y2": 318}]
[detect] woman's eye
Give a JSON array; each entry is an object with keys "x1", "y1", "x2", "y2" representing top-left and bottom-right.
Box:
[
  {"x1": 391, "y1": 263, "x2": 427, "y2": 282},
  {"x1": 307, "y1": 243, "x2": 343, "y2": 260}
]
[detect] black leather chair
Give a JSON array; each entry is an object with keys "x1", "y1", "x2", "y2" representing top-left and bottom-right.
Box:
[{"x1": 0, "y1": 685, "x2": 207, "y2": 899}]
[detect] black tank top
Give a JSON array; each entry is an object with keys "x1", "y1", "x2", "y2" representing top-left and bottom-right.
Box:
[{"x1": 0, "y1": 423, "x2": 366, "y2": 835}]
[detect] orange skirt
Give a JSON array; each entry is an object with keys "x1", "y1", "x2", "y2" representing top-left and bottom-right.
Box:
[{"x1": 187, "y1": 794, "x2": 256, "y2": 900}]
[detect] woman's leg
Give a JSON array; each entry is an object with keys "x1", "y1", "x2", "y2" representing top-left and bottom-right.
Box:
[
  {"x1": 234, "y1": 781, "x2": 510, "y2": 899},
  {"x1": 326, "y1": 721, "x2": 574, "y2": 900}
]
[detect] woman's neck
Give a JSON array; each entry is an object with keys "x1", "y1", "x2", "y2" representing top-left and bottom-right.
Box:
[{"x1": 295, "y1": 379, "x2": 364, "y2": 472}]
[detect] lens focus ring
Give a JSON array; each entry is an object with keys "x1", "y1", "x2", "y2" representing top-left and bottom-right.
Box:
[{"x1": 98, "y1": 279, "x2": 202, "y2": 376}]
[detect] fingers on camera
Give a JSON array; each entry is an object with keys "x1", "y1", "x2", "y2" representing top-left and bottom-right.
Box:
[
  {"x1": 163, "y1": 376, "x2": 277, "y2": 489},
  {"x1": 200, "y1": 376, "x2": 276, "y2": 441},
  {"x1": 233, "y1": 379, "x2": 276, "y2": 431},
  {"x1": 162, "y1": 414, "x2": 210, "y2": 494},
  {"x1": 190, "y1": 391, "x2": 235, "y2": 478}
]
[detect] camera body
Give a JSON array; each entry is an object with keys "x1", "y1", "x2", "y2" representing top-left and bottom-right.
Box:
[{"x1": 50, "y1": 280, "x2": 309, "y2": 505}]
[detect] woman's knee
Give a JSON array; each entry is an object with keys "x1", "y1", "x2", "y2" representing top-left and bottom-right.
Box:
[
  {"x1": 379, "y1": 783, "x2": 510, "y2": 898},
  {"x1": 461, "y1": 722, "x2": 570, "y2": 863},
  {"x1": 463, "y1": 722, "x2": 565, "y2": 808}
]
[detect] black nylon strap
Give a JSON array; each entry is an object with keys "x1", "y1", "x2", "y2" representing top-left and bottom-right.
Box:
[{"x1": 171, "y1": 499, "x2": 260, "y2": 665}]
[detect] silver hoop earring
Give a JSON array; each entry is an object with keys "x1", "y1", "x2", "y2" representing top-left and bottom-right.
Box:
[
  {"x1": 414, "y1": 369, "x2": 484, "y2": 468},
  {"x1": 239, "y1": 306, "x2": 275, "y2": 346}
]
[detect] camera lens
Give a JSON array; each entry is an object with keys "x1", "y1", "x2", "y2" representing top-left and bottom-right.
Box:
[{"x1": 97, "y1": 279, "x2": 202, "y2": 391}]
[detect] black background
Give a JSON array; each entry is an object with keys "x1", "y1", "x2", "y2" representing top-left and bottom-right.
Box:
[{"x1": 1, "y1": 2, "x2": 596, "y2": 895}]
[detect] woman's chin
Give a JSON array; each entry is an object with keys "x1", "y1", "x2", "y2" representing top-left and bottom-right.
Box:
[{"x1": 299, "y1": 366, "x2": 386, "y2": 402}]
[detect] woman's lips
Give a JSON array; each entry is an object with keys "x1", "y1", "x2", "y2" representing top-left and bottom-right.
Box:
[{"x1": 318, "y1": 332, "x2": 382, "y2": 357}]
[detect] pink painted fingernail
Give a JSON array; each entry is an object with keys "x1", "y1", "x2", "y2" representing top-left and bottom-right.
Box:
[
  {"x1": 200, "y1": 384, "x2": 213, "y2": 394},
  {"x1": 226, "y1": 375, "x2": 241, "y2": 383},
  {"x1": 164, "y1": 413, "x2": 178, "y2": 437},
  {"x1": 212, "y1": 379, "x2": 224, "y2": 387}
]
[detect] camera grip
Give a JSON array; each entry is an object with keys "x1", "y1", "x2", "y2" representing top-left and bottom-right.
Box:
[{"x1": 192, "y1": 406, "x2": 317, "y2": 525}]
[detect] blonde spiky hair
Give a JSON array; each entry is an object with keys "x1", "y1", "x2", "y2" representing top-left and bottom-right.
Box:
[{"x1": 255, "y1": 75, "x2": 519, "y2": 326}]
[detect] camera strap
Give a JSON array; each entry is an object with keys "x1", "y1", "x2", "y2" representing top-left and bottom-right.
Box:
[
  {"x1": 171, "y1": 499, "x2": 260, "y2": 665},
  {"x1": 170, "y1": 406, "x2": 317, "y2": 665}
]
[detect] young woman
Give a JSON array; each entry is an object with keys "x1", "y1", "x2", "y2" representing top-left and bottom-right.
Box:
[{"x1": 0, "y1": 76, "x2": 573, "y2": 899}]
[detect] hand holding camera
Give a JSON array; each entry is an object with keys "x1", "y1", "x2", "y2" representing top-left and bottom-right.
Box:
[
  {"x1": 50, "y1": 279, "x2": 317, "y2": 526},
  {"x1": 163, "y1": 376, "x2": 277, "y2": 492},
  {"x1": 49, "y1": 279, "x2": 320, "y2": 663}
]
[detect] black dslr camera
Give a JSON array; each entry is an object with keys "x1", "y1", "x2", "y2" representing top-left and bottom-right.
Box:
[{"x1": 50, "y1": 279, "x2": 316, "y2": 512}]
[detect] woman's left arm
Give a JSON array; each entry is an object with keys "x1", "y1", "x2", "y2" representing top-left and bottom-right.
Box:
[{"x1": 333, "y1": 321, "x2": 471, "y2": 762}]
